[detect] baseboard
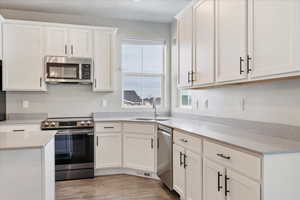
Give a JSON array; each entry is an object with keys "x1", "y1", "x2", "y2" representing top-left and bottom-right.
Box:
[{"x1": 94, "y1": 167, "x2": 159, "y2": 180}]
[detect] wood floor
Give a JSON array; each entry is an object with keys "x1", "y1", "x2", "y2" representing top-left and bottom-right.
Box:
[{"x1": 56, "y1": 175, "x2": 179, "y2": 200}]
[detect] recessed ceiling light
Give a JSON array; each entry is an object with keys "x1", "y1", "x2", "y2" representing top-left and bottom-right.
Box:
[{"x1": 132, "y1": 0, "x2": 141, "y2": 2}]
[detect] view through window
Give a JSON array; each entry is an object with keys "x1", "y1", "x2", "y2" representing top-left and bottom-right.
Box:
[{"x1": 122, "y1": 40, "x2": 165, "y2": 107}]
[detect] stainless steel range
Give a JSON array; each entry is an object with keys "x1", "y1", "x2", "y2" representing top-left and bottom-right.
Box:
[{"x1": 41, "y1": 117, "x2": 94, "y2": 181}]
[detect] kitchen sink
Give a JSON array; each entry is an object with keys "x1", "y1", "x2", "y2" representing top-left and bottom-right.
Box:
[{"x1": 134, "y1": 118, "x2": 169, "y2": 122}]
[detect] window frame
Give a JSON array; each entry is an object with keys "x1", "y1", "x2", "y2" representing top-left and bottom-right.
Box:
[{"x1": 121, "y1": 39, "x2": 167, "y2": 109}]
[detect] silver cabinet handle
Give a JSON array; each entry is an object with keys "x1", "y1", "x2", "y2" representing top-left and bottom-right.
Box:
[
  {"x1": 65, "y1": 45, "x2": 67, "y2": 55},
  {"x1": 217, "y1": 153, "x2": 231, "y2": 160},
  {"x1": 13, "y1": 129, "x2": 25, "y2": 132},
  {"x1": 94, "y1": 79, "x2": 97, "y2": 88},
  {"x1": 180, "y1": 138, "x2": 188, "y2": 143},
  {"x1": 40, "y1": 77, "x2": 42, "y2": 88},
  {"x1": 104, "y1": 127, "x2": 114, "y2": 129},
  {"x1": 71, "y1": 45, "x2": 74, "y2": 55},
  {"x1": 151, "y1": 138, "x2": 154, "y2": 149},
  {"x1": 96, "y1": 136, "x2": 99, "y2": 147}
]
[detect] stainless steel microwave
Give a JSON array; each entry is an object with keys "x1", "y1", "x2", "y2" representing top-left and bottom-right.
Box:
[{"x1": 45, "y1": 56, "x2": 93, "y2": 84}]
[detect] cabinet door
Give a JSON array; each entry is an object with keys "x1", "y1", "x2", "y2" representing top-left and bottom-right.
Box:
[
  {"x1": 93, "y1": 30, "x2": 113, "y2": 91},
  {"x1": 173, "y1": 144, "x2": 186, "y2": 198},
  {"x1": 216, "y1": 0, "x2": 248, "y2": 82},
  {"x1": 203, "y1": 158, "x2": 225, "y2": 200},
  {"x1": 95, "y1": 134, "x2": 122, "y2": 169},
  {"x1": 69, "y1": 28, "x2": 92, "y2": 58},
  {"x1": 3, "y1": 23, "x2": 46, "y2": 91},
  {"x1": 226, "y1": 169, "x2": 260, "y2": 200},
  {"x1": 186, "y1": 150, "x2": 202, "y2": 200},
  {"x1": 45, "y1": 27, "x2": 68, "y2": 56},
  {"x1": 249, "y1": 0, "x2": 300, "y2": 78},
  {"x1": 177, "y1": 6, "x2": 193, "y2": 88},
  {"x1": 193, "y1": 0, "x2": 215, "y2": 85},
  {"x1": 123, "y1": 134, "x2": 155, "y2": 172}
]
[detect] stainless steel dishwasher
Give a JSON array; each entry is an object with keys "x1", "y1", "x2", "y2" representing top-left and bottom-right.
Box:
[{"x1": 157, "y1": 124, "x2": 173, "y2": 190}]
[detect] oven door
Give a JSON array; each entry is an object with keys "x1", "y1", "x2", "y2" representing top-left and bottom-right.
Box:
[
  {"x1": 55, "y1": 129, "x2": 94, "y2": 170},
  {"x1": 46, "y1": 63, "x2": 80, "y2": 82}
]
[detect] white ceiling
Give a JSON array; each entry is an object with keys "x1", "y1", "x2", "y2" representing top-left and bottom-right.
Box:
[{"x1": 0, "y1": 0, "x2": 192, "y2": 23}]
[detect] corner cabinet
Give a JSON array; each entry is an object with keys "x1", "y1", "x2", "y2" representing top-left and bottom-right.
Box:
[
  {"x1": 93, "y1": 29, "x2": 117, "y2": 92},
  {"x1": 3, "y1": 22, "x2": 46, "y2": 91},
  {"x1": 123, "y1": 123, "x2": 156, "y2": 172}
]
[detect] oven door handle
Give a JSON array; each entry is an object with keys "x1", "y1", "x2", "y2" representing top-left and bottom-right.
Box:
[{"x1": 56, "y1": 131, "x2": 94, "y2": 136}]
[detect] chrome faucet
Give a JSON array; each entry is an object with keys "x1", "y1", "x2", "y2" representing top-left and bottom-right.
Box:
[{"x1": 153, "y1": 98, "x2": 158, "y2": 119}]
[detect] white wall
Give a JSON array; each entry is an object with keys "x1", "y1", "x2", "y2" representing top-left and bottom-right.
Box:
[
  {"x1": 171, "y1": 21, "x2": 300, "y2": 127},
  {"x1": 1, "y1": 9, "x2": 172, "y2": 117}
]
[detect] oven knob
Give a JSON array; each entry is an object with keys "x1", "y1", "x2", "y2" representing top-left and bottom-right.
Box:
[
  {"x1": 44, "y1": 121, "x2": 49, "y2": 126},
  {"x1": 50, "y1": 122, "x2": 56, "y2": 127},
  {"x1": 80, "y1": 121, "x2": 86, "y2": 126},
  {"x1": 87, "y1": 121, "x2": 92, "y2": 125}
]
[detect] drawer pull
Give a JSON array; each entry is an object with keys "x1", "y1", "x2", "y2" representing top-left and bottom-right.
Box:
[
  {"x1": 217, "y1": 153, "x2": 231, "y2": 160},
  {"x1": 183, "y1": 153, "x2": 187, "y2": 168},
  {"x1": 151, "y1": 138, "x2": 154, "y2": 149},
  {"x1": 13, "y1": 129, "x2": 25, "y2": 132},
  {"x1": 217, "y1": 172, "x2": 223, "y2": 192},
  {"x1": 225, "y1": 175, "x2": 230, "y2": 196},
  {"x1": 104, "y1": 127, "x2": 114, "y2": 129},
  {"x1": 180, "y1": 138, "x2": 188, "y2": 143}
]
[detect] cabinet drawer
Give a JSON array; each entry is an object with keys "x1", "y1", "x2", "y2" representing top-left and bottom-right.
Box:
[
  {"x1": 0, "y1": 124, "x2": 41, "y2": 133},
  {"x1": 95, "y1": 122, "x2": 122, "y2": 133},
  {"x1": 123, "y1": 123, "x2": 155, "y2": 135},
  {"x1": 204, "y1": 140, "x2": 261, "y2": 180},
  {"x1": 173, "y1": 130, "x2": 202, "y2": 154}
]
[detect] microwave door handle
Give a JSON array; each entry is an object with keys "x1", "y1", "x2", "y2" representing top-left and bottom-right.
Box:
[{"x1": 79, "y1": 64, "x2": 82, "y2": 80}]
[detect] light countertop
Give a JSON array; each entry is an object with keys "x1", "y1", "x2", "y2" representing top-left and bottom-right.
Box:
[
  {"x1": 0, "y1": 119, "x2": 42, "y2": 125},
  {"x1": 94, "y1": 117, "x2": 300, "y2": 155},
  {"x1": 0, "y1": 131, "x2": 55, "y2": 150}
]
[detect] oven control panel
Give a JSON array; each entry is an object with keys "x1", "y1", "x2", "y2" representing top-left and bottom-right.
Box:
[{"x1": 41, "y1": 119, "x2": 94, "y2": 130}]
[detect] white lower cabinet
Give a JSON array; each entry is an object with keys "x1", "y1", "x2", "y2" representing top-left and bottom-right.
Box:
[
  {"x1": 0, "y1": 124, "x2": 41, "y2": 133},
  {"x1": 203, "y1": 159, "x2": 225, "y2": 200},
  {"x1": 203, "y1": 140, "x2": 261, "y2": 200},
  {"x1": 173, "y1": 142, "x2": 202, "y2": 200},
  {"x1": 95, "y1": 134, "x2": 122, "y2": 169},
  {"x1": 123, "y1": 133, "x2": 155, "y2": 172}
]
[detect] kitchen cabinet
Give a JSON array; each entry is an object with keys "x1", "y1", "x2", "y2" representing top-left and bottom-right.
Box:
[
  {"x1": 176, "y1": 6, "x2": 193, "y2": 88},
  {"x1": 193, "y1": 0, "x2": 215, "y2": 86},
  {"x1": 203, "y1": 140, "x2": 260, "y2": 200},
  {"x1": 203, "y1": 159, "x2": 225, "y2": 200},
  {"x1": 0, "y1": 124, "x2": 41, "y2": 133},
  {"x1": 123, "y1": 123, "x2": 156, "y2": 172},
  {"x1": 45, "y1": 27, "x2": 68, "y2": 56},
  {"x1": 95, "y1": 134, "x2": 122, "y2": 168},
  {"x1": 3, "y1": 22, "x2": 46, "y2": 91},
  {"x1": 93, "y1": 29, "x2": 117, "y2": 92},
  {"x1": 95, "y1": 122, "x2": 122, "y2": 169},
  {"x1": 69, "y1": 28, "x2": 92, "y2": 58},
  {"x1": 45, "y1": 26, "x2": 92, "y2": 58},
  {"x1": 123, "y1": 134, "x2": 155, "y2": 172},
  {"x1": 215, "y1": 0, "x2": 248, "y2": 83},
  {"x1": 249, "y1": 0, "x2": 300, "y2": 79},
  {"x1": 173, "y1": 130, "x2": 202, "y2": 200}
]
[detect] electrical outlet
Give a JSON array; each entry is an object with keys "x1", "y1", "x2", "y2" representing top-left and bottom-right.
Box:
[
  {"x1": 22, "y1": 100, "x2": 29, "y2": 109},
  {"x1": 240, "y1": 97, "x2": 246, "y2": 112},
  {"x1": 204, "y1": 99, "x2": 209, "y2": 109}
]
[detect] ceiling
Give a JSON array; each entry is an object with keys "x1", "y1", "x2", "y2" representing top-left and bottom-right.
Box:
[{"x1": 0, "y1": 0, "x2": 192, "y2": 23}]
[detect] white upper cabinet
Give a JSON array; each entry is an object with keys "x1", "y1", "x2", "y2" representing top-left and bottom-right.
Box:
[
  {"x1": 216, "y1": 0, "x2": 248, "y2": 83},
  {"x1": 193, "y1": 0, "x2": 215, "y2": 86},
  {"x1": 177, "y1": 6, "x2": 193, "y2": 88},
  {"x1": 45, "y1": 27, "x2": 68, "y2": 56},
  {"x1": 45, "y1": 27, "x2": 92, "y2": 58},
  {"x1": 249, "y1": 0, "x2": 300, "y2": 79},
  {"x1": 93, "y1": 29, "x2": 116, "y2": 92},
  {"x1": 3, "y1": 22, "x2": 46, "y2": 91},
  {"x1": 69, "y1": 28, "x2": 92, "y2": 58}
]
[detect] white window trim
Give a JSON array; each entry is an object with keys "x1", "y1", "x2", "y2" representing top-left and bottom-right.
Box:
[{"x1": 121, "y1": 40, "x2": 167, "y2": 109}]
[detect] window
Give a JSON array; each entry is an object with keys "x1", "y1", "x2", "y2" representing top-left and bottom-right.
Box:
[
  {"x1": 178, "y1": 89, "x2": 192, "y2": 108},
  {"x1": 122, "y1": 40, "x2": 165, "y2": 107}
]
